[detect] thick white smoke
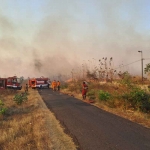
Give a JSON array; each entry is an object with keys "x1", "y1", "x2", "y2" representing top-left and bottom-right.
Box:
[{"x1": 0, "y1": 0, "x2": 150, "y2": 79}]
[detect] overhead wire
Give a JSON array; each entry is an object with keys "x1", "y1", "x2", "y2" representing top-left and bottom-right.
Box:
[
  {"x1": 144, "y1": 58, "x2": 150, "y2": 60},
  {"x1": 114, "y1": 59, "x2": 141, "y2": 70}
]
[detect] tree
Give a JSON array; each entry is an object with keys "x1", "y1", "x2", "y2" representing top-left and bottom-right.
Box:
[
  {"x1": 13, "y1": 93, "x2": 28, "y2": 105},
  {"x1": 20, "y1": 76, "x2": 24, "y2": 83},
  {"x1": 144, "y1": 63, "x2": 150, "y2": 74}
]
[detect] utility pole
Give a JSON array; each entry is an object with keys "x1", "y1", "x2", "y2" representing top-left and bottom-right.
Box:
[
  {"x1": 82, "y1": 64, "x2": 84, "y2": 79},
  {"x1": 138, "y1": 51, "x2": 143, "y2": 82},
  {"x1": 98, "y1": 70, "x2": 100, "y2": 81}
]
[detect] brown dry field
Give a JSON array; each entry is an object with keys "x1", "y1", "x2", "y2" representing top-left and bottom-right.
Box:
[{"x1": 0, "y1": 88, "x2": 77, "y2": 150}]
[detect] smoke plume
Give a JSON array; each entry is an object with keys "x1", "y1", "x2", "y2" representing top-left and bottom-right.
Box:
[{"x1": 0, "y1": 0, "x2": 150, "y2": 79}]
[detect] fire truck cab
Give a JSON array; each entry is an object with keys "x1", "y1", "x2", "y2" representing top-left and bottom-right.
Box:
[
  {"x1": 0, "y1": 78, "x2": 7, "y2": 89},
  {"x1": 6, "y1": 76, "x2": 22, "y2": 90},
  {"x1": 29, "y1": 77, "x2": 50, "y2": 89}
]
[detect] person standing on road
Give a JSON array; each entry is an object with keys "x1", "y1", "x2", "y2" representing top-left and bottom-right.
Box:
[
  {"x1": 82, "y1": 81, "x2": 88, "y2": 100},
  {"x1": 47, "y1": 79, "x2": 50, "y2": 88},
  {"x1": 25, "y1": 84, "x2": 28, "y2": 93},
  {"x1": 57, "y1": 81, "x2": 60, "y2": 91},
  {"x1": 52, "y1": 80, "x2": 57, "y2": 91}
]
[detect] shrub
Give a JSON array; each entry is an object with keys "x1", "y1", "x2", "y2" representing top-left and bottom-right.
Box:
[
  {"x1": 88, "y1": 82, "x2": 100, "y2": 89},
  {"x1": 87, "y1": 90, "x2": 96, "y2": 100},
  {"x1": 61, "y1": 83, "x2": 68, "y2": 89},
  {"x1": 68, "y1": 82, "x2": 81, "y2": 93},
  {"x1": 122, "y1": 87, "x2": 150, "y2": 112},
  {"x1": 0, "y1": 100, "x2": 7, "y2": 115},
  {"x1": 119, "y1": 71, "x2": 136, "y2": 89},
  {"x1": 13, "y1": 93, "x2": 28, "y2": 105},
  {"x1": 98, "y1": 90, "x2": 111, "y2": 101},
  {"x1": 87, "y1": 90, "x2": 95, "y2": 95}
]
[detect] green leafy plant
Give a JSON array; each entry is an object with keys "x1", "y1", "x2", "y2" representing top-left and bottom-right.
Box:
[
  {"x1": 0, "y1": 100, "x2": 7, "y2": 115},
  {"x1": 13, "y1": 93, "x2": 28, "y2": 105},
  {"x1": 98, "y1": 90, "x2": 111, "y2": 101},
  {"x1": 122, "y1": 87, "x2": 150, "y2": 112},
  {"x1": 144, "y1": 63, "x2": 150, "y2": 74}
]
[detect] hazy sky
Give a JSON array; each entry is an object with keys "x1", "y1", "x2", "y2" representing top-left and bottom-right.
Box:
[{"x1": 0, "y1": 0, "x2": 150, "y2": 79}]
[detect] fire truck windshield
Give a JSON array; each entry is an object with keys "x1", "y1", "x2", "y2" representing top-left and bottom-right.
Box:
[
  {"x1": 12, "y1": 78, "x2": 21, "y2": 83},
  {"x1": 0, "y1": 80, "x2": 4, "y2": 87}
]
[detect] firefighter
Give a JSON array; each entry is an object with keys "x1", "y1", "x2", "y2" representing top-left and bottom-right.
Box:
[
  {"x1": 52, "y1": 80, "x2": 57, "y2": 91},
  {"x1": 82, "y1": 81, "x2": 88, "y2": 100},
  {"x1": 51, "y1": 80, "x2": 54, "y2": 90},
  {"x1": 25, "y1": 84, "x2": 28, "y2": 93},
  {"x1": 51, "y1": 80, "x2": 53, "y2": 89},
  {"x1": 57, "y1": 81, "x2": 60, "y2": 91},
  {"x1": 47, "y1": 79, "x2": 51, "y2": 88}
]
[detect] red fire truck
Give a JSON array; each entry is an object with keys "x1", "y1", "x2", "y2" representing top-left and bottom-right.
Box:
[
  {"x1": 0, "y1": 78, "x2": 7, "y2": 89},
  {"x1": 0, "y1": 76, "x2": 22, "y2": 90},
  {"x1": 6, "y1": 76, "x2": 22, "y2": 90},
  {"x1": 28, "y1": 77, "x2": 50, "y2": 89}
]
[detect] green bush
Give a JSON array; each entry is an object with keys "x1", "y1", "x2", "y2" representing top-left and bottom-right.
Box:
[
  {"x1": 0, "y1": 100, "x2": 7, "y2": 115},
  {"x1": 98, "y1": 90, "x2": 111, "y2": 101},
  {"x1": 13, "y1": 93, "x2": 28, "y2": 105},
  {"x1": 122, "y1": 87, "x2": 150, "y2": 112}
]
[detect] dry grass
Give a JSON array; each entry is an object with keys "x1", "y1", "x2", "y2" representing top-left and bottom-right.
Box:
[{"x1": 0, "y1": 88, "x2": 77, "y2": 150}]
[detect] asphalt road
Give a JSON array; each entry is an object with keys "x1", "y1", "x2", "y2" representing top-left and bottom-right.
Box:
[{"x1": 38, "y1": 89, "x2": 150, "y2": 150}]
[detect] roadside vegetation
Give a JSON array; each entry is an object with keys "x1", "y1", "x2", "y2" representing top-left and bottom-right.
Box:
[
  {"x1": 0, "y1": 87, "x2": 77, "y2": 150},
  {"x1": 1, "y1": 62, "x2": 150, "y2": 149},
  {"x1": 61, "y1": 72, "x2": 150, "y2": 128}
]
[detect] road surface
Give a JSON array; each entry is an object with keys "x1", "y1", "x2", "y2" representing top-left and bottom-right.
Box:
[{"x1": 38, "y1": 89, "x2": 150, "y2": 150}]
